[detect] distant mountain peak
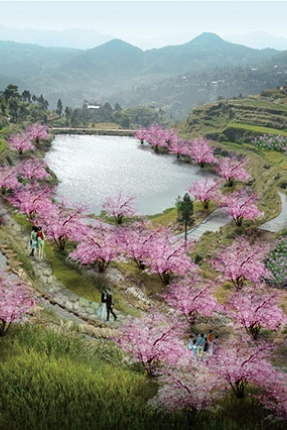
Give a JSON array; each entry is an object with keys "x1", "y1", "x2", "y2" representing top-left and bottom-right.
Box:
[
  {"x1": 190, "y1": 32, "x2": 224, "y2": 44},
  {"x1": 95, "y1": 38, "x2": 143, "y2": 52}
]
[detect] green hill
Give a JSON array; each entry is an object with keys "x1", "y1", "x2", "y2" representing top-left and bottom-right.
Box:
[
  {"x1": 183, "y1": 88, "x2": 287, "y2": 142},
  {"x1": 0, "y1": 33, "x2": 285, "y2": 117}
]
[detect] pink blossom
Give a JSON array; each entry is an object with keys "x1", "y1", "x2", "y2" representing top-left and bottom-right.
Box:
[
  {"x1": 169, "y1": 138, "x2": 188, "y2": 158},
  {"x1": 0, "y1": 273, "x2": 36, "y2": 336},
  {"x1": 69, "y1": 224, "x2": 119, "y2": 272},
  {"x1": 150, "y1": 361, "x2": 223, "y2": 412},
  {"x1": 217, "y1": 157, "x2": 251, "y2": 185},
  {"x1": 115, "y1": 309, "x2": 187, "y2": 375},
  {"x1": 189, "y1": 178, "x2": 221, "y2": 209},
  {"x1": 221, "y1": 190, "x2": 263, "y2": 226},
  {"x1": 211, "y1": 336, "x2": 274, "y2": 398},
  {"x1": 103, "y1": 192, "x2": 137, "y2": 225},
  {"x1": 8, "y1": 132, "x2": 34, "y2": 154},
  {"x1": 211, "y1": 238, "x2": 271, "y2": 289},
  {"x1": 145, "y1": 124, "x2": 168, "y2": 152},
  {"x1": 9, "y1": 184, "x2": 54, "y2": 220},
  {"x1": 224, "y1": 284, "x2": 287, "y2": 339},
  {"x1": 0, "y1": 165, "x2": 19, "y2": 192},
  {"x1": 35, "y1": 202, "x2": 87, "y2": 250},
  {"x1": 188, "y1": 137, "x2": 216, "y2": 167},
  {"x1": 164, "y1": 276, "x2": 221, "y2": 323},
  {"x1": 143, "y1": 229, "x2": 197, "y2": 284},
  {"x1": 16, "y1": 157, "x2": 49, "y2": 181},
  {"x1": 134, "y1": 127, "x2": 146, "y2": 144},
  {"x1": 26, "y1": 123, "x2": 49, "y2": 143}
]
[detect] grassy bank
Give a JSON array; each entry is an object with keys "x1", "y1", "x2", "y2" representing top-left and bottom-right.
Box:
[{"x1": 0, "y1": 324, "x2": 285, "y2": 430}]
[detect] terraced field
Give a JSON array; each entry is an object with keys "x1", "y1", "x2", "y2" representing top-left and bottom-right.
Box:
[{"x1": 184, "y1": 88, "x2": 287, "y2": 142}]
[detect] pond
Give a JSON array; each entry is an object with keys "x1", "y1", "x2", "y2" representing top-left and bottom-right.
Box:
[{"x1": 45, "y1": 135, "x2": 213, "y2": 215}]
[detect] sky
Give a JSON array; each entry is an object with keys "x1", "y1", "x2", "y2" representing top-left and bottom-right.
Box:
[{"x1": 0, "y1": 1, "x2": 287, "y2": 49}]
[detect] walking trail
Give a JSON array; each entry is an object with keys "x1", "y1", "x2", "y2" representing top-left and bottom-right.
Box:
[{"x1": 1, "y1": 190, "x2": 286, "y2": 334}]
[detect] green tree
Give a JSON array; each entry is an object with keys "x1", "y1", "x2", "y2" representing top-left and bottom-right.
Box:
[
  {"x1": 37, "y1": 94, "x2": 49, "y2": 110},
  {"x1": 114, "y1": 103, "x2": 122, "y2": 111},
  {"x1": 176, "y1": 193, "x2": 194, "y2": 243},
  {"x1": 21, "y1": 90, "x2": 31, "y2": 102},
  {"x1": 56, "y1": 98, "x2": 63, "y2": 117},
  {"x1": 64, "y1": 106, "x2": 72, "y2": 122},
  {"x1": 3, "y1": 84, "x2": 19, "y2": 101},
  {"x1": 8, "y1": 99, "x2": 19, "y2": 122}
]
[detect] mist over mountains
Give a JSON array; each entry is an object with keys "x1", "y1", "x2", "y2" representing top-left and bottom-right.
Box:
[{"x1": 0, "y1": 32, "x2": 287, "y2": 120}]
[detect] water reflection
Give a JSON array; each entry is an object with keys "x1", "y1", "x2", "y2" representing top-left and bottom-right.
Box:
[{"x1": 45, "y1": 135, "x2": 213, "y2": 215}]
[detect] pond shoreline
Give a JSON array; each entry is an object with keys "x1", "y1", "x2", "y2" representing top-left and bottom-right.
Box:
[{"x1": 51, "y1": 127, "x2": 134, "y2": 136}]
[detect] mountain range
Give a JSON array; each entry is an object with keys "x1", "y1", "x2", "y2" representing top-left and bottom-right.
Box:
[{"x1": 0, "y1": 32, "x2": 286, "y2": 119}]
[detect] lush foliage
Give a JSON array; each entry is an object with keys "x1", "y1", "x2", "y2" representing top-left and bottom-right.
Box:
[
  {"x1": 212, "y1": 238, "x2": 270, "y2": 289},
  {"x1": 103, "y1": 192, "x2": 137, "y2": 224},
  {"x1": 253, "y1": 134, "x2": 287, "y2": 152},
  {"x1": 221, "y1": 190, "x2": 263, "y2": 226},
  {"x1": 265, "y1": 238, "x2": 287, "y2": 287},
  {"x1": 0, "y1": 273, "x2": 36, "y2": 336}
]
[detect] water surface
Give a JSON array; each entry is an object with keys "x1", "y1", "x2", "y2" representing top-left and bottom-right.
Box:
[{"x1": 45, "y1": 135, "x2": 213, "y2": 215}]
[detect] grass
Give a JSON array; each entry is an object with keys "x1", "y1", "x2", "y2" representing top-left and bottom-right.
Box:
[
  {"x1": 0, "y1": 137, "x2": 6, "y2": 154},
  {"x1": 0, "y1": 324, "x2": 286, "y2": 430},
  {"x1": 0, "y1": 324, "x2": 164, "y2": 430},
  {"x1": 227, "y1": 122, "x2": 287, "y2": 136},
  {"x1": 11, "y1": 213, "x2": 134, "y2": 315},
  {"x1": 88, "y1": 122, "x2": 122, "y2": 129}
]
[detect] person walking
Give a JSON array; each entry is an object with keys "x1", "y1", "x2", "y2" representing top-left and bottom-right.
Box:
[
  {"x1": 196, "y1": 333, "x2": 205, "y2": 359},
  {"x1": 29, "y1": 226, "x2": 38, "y2": 257},
  {"x1": 106, "y1": 291, "x2": 117, "y2": 321},
  {"x1": 189, "y1": 338, "x2": 197, "y2": 359},
  {"x1": 207, "y1": 329, "x2": 214, "y2": 356},
  {"x1": 37, "y1": 226, "x2": 45, "y2": 259},
  {"x1": 97, "y1": 287, "x2": 108, "y2": 321}
]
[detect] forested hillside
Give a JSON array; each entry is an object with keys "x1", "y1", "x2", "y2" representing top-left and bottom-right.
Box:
[{"x1": 0, "y1": 33, "x2": 286, "y2": 119}]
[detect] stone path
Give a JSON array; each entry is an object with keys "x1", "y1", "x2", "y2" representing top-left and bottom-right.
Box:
[
  {"x1": 259, "y1": 191, "x2": 287, "y2": 233},
  {"x1": 1, "y1": 188, "x2": 286, "y2": 334},
  {"x1": 175, "y1": 208, "x2": 232, "y2": 241},
  {"x1": 0, "y1": 207, "x2": 131, "y2": 336},
  {"x1": 176, "y1": 190, "x2": 287, "y2": 241}
]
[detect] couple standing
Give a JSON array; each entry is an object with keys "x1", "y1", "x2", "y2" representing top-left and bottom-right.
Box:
[{"x1": 97, "y1": 287, "x2": 117, "y2": 321}]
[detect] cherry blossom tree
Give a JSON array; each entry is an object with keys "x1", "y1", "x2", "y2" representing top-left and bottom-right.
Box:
[
  {"x1": 164, "y1": 276, "x2": 221, "y2": 324},
  {"x1": 102, "y1": 192, "x2": 137, "y2": 225},
  {"x1": 118, "y1": 220, "x2": 161, "y2": 270},
  {"x1": 189, "y1": 178, "x2": 221, "y2": 209},
  {"x1": 134, "y1": 127, "x2": 147, "y2": 144},
  {"x1": 169, "y1": 138, "x2": 187, "y2": 159},
  {"x1": 0, "y1": 273, "x2": 36, "y2": 336},
  {"x1": 164, "y1": 128, "x2": 179, "y2": 147},
  {"x1": 0, "y1": 165, "x2": 19, "y2": 193},
  {"x1": 69, "y1": 224, "x2": 119, "y2": 272},
  {"x1": 150, "y1": 362, "x2": 223, "y2": 416},
  {"x1": 115, "y1": 309, "x2": 187, "y2": 375},
  {"x1": 16, "y1": 157, "x2": 49, "y2": 181},
  {"x1": 35, "y1": 202, "x2": 87, "y2": 250},
  {"x1": 8, "y1": 132, "x2": 34, "y2": 155},
  {"x1": 221, "y1": 190, "x2": 263, "y2": 226},
  {"x1": 9, "y1": 184, "x2": 54, "y2": 220},
  {"x1": 188, "y1": 137, "x2": 216, "y2": 167},
  {"x1": 145, "y1": 124, "x2": 167, "y2": 153},
  {"x1": 212, "y1": 336, "x2": 274, "y2": 398},
  {"x1": 144, "y1": 232, "x2": 197, "y2": 284},
  {"x1": 26, "y1": 123, "x2": 49, "y2": 143},
  {"x1": 217, "y1": 157, "x2": 251, "y2": 186},
  {"x1": 224, "y1": 284, "x2": 287, "y2": 339},
  {"x1": 258, "y1": 370, "x2": 287, "y2": 420},
  {"x1": 211, "y1": 238, "x2": 270, "y2": 290}
]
